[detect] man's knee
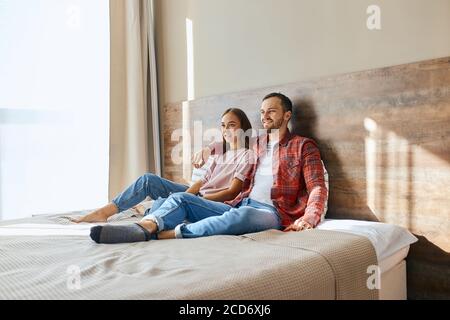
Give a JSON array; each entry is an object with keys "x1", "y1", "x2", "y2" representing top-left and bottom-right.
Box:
[
  {"x1": 225, "y1": 207, "x2": 254, "y2": 225},
  {"x1": 227, "y1": 207, "x2": 279, "y2": 231}
]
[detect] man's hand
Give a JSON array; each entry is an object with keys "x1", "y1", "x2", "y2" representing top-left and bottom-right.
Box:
[
  {"x1": 191, "y1": 147, "x2": 211, "y2": 169},
  {"x1": 284, "y1": 219, "x2": 313, "y2": 232}
]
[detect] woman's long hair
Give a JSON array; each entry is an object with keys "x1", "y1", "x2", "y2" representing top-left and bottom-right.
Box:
[{"x1": 221, "y1": 108, "x2": 253, "y2": 153}]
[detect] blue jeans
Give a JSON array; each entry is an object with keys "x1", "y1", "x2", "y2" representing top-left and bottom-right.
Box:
[
  {"x1": 111, "y1": 173, "x2": 188, "y2": 212},
  {"x1": 142, "y1": 193, "x2": 282, "y2": 239},
  {"x1": 144, "y1": 197, "x2": 166, "y2": 217}
]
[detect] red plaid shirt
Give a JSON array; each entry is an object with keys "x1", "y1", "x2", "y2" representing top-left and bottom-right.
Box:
[{"x1": 213, "y1": 130, "x2": 328, "y2": 228}]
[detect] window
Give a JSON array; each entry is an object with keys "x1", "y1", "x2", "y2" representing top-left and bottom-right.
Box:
[{"x1": 0, "y1": 0, "x2": 110, "y2": 220}]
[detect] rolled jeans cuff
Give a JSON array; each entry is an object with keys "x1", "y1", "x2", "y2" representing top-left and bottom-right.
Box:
[
  {"x1": 111, "y1": 199, "x2": 122, "y2": 213},
  {"x1": 141, "y1": 214, "x2": 164, "y2": 231},
  {"x1": 174, "y1": 224, "x2": 185, "y2": 239}
]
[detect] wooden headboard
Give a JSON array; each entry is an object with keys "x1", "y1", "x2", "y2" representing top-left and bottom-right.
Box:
[{"x1": 161, "y1": 57, "x2": 450, "y2": 299}]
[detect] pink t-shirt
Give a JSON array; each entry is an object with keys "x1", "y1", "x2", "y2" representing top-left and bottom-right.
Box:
[{"x1": 199, "y1": 148, "x2": 256, "y2": 196}]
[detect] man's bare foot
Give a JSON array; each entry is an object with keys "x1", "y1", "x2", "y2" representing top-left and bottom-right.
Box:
[{"x1": 71, "y1": 203, "x2": 119, "y2": 223}]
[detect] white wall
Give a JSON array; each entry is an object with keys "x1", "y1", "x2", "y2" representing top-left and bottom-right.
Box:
[{"x1": 155, "y1": 0, "x2": 450, "y2": 106}]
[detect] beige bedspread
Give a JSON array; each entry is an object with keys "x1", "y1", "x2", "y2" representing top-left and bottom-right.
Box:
[{"x1": 0, "y1": 211, "x2": 378, "y2": 300}]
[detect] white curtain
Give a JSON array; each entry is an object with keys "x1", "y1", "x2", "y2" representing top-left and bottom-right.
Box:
[{"x1": 109, "y1": 0, "x2": 161, "y2": 200}]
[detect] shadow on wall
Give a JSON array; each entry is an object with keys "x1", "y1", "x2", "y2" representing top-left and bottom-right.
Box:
[
  {"x1": 407, "y1": 235, "x2": 450, "y2": 299},
  {"x1": 289, "y1": 98, "x2": 379, "y2": 222}
]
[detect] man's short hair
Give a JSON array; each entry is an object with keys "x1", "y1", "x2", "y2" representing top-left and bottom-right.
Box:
[{"x1": 263, "y1": 92, "x2": 293, "y2": 113}]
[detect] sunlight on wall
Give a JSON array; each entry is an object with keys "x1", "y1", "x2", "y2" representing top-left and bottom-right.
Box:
[
  {"x1": 364, "y1": 117, "x2": 411, "y2": 226},
  {"x1": 181, "y1": 18, "x2": 195, "y2": 182},
  {"x1": 364, "y1": 117, "x2": 450, "y2": 250},
  {"x1": 182, "y1": 101, "x2": 192, "y2": 182},
  {"x1": 186, "y1": 18, "x2": 195, "y2": 101}
]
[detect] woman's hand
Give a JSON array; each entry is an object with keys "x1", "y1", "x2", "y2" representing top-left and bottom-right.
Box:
[
  {"x1": 191, "y1": 147, "x2": 211, "y2": 169},
  {"x1": 284, "y1": 219, "x2": 313, "y2": 232},
  {"x1": 201, "y1": 178, "x2": 243, "y2": 203},
  {"x1": 186, "y1": 180, "x2": 202, "y2": 195}
]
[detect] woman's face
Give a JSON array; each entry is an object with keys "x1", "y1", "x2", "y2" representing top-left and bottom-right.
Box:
[{"x1": 221, "y1": 112, "x2": 242, "y2": 144}]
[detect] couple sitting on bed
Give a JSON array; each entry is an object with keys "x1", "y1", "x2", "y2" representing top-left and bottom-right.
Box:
[{"x1": 73, "y1": 93, "x2": 328, "y2": 244}]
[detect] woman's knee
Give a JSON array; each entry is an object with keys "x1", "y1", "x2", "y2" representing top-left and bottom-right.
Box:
[
  {"x1": 167, "y1": 192, "x2": 197, "y2": 204},
  {"x1": 142, "y1": 172, "x2": 158, "y2": 182}
]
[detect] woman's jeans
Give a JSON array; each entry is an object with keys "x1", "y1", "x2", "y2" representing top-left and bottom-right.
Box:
[
  {"x1": 111, "y1": 173, "x2": 188, "y2": 212},
  {"x1": 112, "y1": 173, "x2": 282, "y2": 238}
]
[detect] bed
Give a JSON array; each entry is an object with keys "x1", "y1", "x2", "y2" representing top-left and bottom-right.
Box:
[{"x1": 0, "y1": 209, "x2": 416, "y2": 300}]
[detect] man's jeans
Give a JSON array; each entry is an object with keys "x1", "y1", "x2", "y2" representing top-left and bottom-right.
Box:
[
  {"x1": 143, "y1": 194, "x2": 282, "y2": 239},
  {"x1": 112, "y1": 173, "x2": 282, "y2": 238}
]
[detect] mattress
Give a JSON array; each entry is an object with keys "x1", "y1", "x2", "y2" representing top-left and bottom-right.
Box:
[
  {"x1": 0, "y1": 211, "x2": 414, "y2": 300},
  {"x1": 0, "y1": 223, "x2": 410, "y2": 274},
  {"x1": 379, "y1": 246, "x2": 410, "y2": 274},
  {"x1": 380, "y1": 260, "x2": 407, "y2": 300}
]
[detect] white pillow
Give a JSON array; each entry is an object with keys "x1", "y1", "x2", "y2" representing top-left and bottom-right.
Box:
[
  {"x1": 321, "y1": 160, "x2": 329, "y2": 222},
  {"x1": 316, "y1": 219, "x2": 418, "y2": 261}
]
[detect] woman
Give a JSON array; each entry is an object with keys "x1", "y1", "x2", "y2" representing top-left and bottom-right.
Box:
[{"x1": 74, "y1": 108, "x2": 256, "y2": 244}]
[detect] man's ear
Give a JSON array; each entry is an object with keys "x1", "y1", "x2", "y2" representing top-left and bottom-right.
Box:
[{"x1": 284, "y1": 111, "x2": 292, "y2": 122}]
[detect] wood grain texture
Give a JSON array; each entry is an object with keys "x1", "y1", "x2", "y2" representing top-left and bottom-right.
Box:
[{"x1": 161, "y1": 57, "x2": 450, "y2": 299}]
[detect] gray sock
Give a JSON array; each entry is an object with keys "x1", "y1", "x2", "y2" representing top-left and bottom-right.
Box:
[{"x1": 90, "y1": 223, "x2": 152, "y2": 244}]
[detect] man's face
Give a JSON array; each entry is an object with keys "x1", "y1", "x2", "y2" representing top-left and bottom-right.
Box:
[{"x1": 260, "y1": 97, "x2": 291, "y2": 133}]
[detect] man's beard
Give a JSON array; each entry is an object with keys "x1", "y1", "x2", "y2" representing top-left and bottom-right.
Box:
[{"x1": 264, "y1": 118, "x2": 284, "y2": 134}]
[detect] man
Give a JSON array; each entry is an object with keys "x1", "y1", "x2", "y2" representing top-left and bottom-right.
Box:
[{"x1": 87, "y1": 93, "x2": 327, "y2": 243}]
